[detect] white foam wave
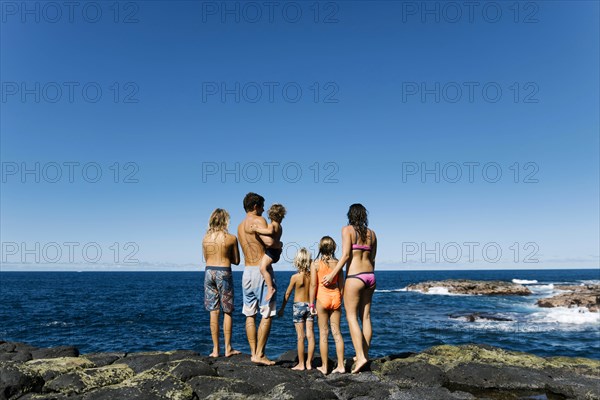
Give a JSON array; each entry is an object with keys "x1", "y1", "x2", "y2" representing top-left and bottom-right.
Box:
[
  {"x1": 407, "y1": 286, "x2": 472, "y2": 296},
  {"x1": 580, "y1": 280, "x2": 600, "y2": 285},
  {"x1": 531, "y1": 307, "x2": 600, "y2": 325},
  {"x1": 42, "y1": 321, "x2": 74, "y2": 327},
  {"x1": 512, "y1": 279, "x2": 538, "y2": 284},
  {"x1": 528, "y1": 284, "x2": 555, "y2": 293},
  {"x1": 375, "y1": 288, "x2": 407, "y2": 293}
]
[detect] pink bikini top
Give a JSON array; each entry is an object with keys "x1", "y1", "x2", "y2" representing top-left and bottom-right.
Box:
[{"x1": 351, "y1": 229, "x2": 372, "y2": 251}]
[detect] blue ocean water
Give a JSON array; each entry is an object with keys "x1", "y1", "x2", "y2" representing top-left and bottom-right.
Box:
[{"x1": 1, "y1": 269, "x2": 598, "y2": 360}]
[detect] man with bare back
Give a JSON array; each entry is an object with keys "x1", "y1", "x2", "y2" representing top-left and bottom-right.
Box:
[{"x1": 237, "y1": 192, "x2": 277, "y2": 365}]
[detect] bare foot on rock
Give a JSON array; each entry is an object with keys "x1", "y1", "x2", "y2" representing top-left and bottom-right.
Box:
[
  {"x1": 332, "y1": 366, "x2": 345, "y2": 374},
  {"x1": 291, "y1": 364, "x2": 305, "y2": 371},
  {"x1": 351, "y1": 357, "x2": 368, "y2": 374},
  {"x1": 317, "y1": 366, "x2": 328, "y2": 375},
  {"x1": 252, "y1": 356, "x2": 275, "y2": 366},
  {"x1": 225, "y1": 349, "x2": 241, "y2": 357}
]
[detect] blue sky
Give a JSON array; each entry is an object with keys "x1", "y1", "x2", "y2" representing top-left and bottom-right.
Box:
[{"x1": 1, "y1": 1, "x2": 598, "y2": 271}]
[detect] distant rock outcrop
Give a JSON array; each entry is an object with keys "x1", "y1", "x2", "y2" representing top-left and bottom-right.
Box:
[
  {"x1": 537, "y1": 284, "x2": 600, "y2": 312},
  {"x1": 406, "y1": 279, "x2": 532, "y2": 296},
  {"x1": 1, "y1": 341, "x2": 599, "y2": 399}
]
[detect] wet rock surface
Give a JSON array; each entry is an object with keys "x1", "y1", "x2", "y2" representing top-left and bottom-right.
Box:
[
  {"x1": 537, "y1": 284, "x2": 600, "y2": 312},
  {"x1": 0, "y1": 341, "x2": 598, "y2": 400},
  {"x1": 405, "y1": 279, "x2": 532, "y2": 295}
]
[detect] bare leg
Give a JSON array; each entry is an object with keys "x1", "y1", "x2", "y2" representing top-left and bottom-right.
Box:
[
  {"x1": 245, "y1": 315, "x2": 257, "y2": 358},
  {"x1": 316, "y1": 301, "x2": 330, "y2": 375},
  {"x1": 209, "y1": 310, "x2": 220, "y2": 357},
  {"x1": 306, "y1": 319, "x2": 315, "y2": 370},
  {"x1": 344, "y1": 279, "x2": 368, "y2": 373},
  {"x1": 330, "y1": 309, "x2": 345, "y2": 374},
  {"x1": 223, "y1": 312, "x2": 240, "y2": 357},
  {"x1": 359, "y1": 287, "x2": 375, "y2": 358},
  {"x1": 259, "y1": 255, "x2": 276, "y2": 301},
  {"x1": 292, "y1": 322, "x2": 306, "y2": 370},
  {"x1": 252, "y1": 316, "x2": 275, "y2": 365}
]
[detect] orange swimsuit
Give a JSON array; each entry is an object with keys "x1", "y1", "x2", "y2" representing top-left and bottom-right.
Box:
[{"x1": 316, "y1": 259, "x2": 342, "y2": 310}]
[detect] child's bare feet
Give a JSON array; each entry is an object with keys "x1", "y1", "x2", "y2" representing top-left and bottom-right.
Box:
[
  {"x1": 351, "y1": 357, "x2": 368, "y2": 374},
  {"x1": 251, "y1": 356, "x2": 275, "y2": 366},
  {"x1": 317, "y1": 366, "x2": 328, "y2": 375},
  {"x1": 306, "y1": 364, "x2": 313, "y2": 370},
  {"x1": 266, "y1": 286, "x2": 276, "y2": 301},
  {"x1": 209, "y1": 351, "x2": 219, "y2": 358},
  {"x1": 332, "y1": 366, "x2": 345, "y2": 374},
  {"x1": 225, "y1": 349, "x2": 241, "y2": 357},
  {"x1": 291, "y1": 364, "x2": 305, "y2": 371}
]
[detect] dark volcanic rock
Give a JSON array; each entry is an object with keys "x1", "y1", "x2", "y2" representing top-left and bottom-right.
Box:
[
  {"x1": 187, "y1": 376, "x2": 261, "y2": 398},
  {"x1": 544, "y1": 367, "x2": 600, "y2": 400},
  {"x1": 82, "y1": 386, "x2": 161, "y2": 400},
  {"x1": 15, "y1": 393, "x2": 80, "y2": 400},
  {"x1": 0, "y1": 342, "x2": 37, "y2": 363},
  {"x1": 2, "y1": 341, "x2": 599, "y2": 400},
  {"x1": 31, "y1": 347, "x2": 79, "y2": 360},
  {"x1": 81, "y1": 353, "x2": 124, "y2": 368},
  {"x1": 445, "y1": 363, "x2": 551, "y2": 390},
  {"x1": 267, "y1": 381, "x2": 338, "y2": 400},
  {"x1": 448, "y1": 312, "x2": 513, "y2": 322},
  {"x1": 43, "y1": 364, "x2": 134, "y2": 395},
  {"x1": 115, "y1": 352, "x2": 170, "y2": 374},
  {"x1": 153, "y1": 359, "x2": 217, "y2": 381},
  {"x1": 0, "y1": 353, "x2": 32, "y2": 362},
  {"x1": 393, "y1": 387, "x2": 476, "y2": 399},
  {"x1": 377, "y1": 360, "x2": 447, "y2": 388},
  {"x1": 0, "y1": 343, "x2": 16, "y2": 353},
  {"x1": 325, "y1": 373, "x2": 396, "y2": 400},
  {"x1": 82, "y1": 369, "x2": 193, "y2": 400},
  {"x1": 0, "y1": 363, "x2": 44, "y2": 400},
  {"x1": 116, "y1": 350, "x2": 202, "y2": 374}
]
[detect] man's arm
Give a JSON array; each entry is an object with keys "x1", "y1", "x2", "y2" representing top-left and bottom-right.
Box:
[{"x1": 253, "y1": 217, "x2": 274, "y2": 247}]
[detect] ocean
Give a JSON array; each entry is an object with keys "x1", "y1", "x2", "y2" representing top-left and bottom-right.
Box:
[{"x1": 1, "y1": 269, "x2": 598, "y2": 360}]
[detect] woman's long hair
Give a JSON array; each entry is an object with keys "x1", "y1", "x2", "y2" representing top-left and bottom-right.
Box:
[{"x1": 347, "y1": 203, "x2": 369, "y2": 242}]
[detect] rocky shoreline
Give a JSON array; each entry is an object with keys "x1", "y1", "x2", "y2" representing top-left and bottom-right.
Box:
[
  {"x1": 405, "y1": 279, "x2": 532, "y2": 296},
  {"x1": 537, "y1": 284, "x2": 600, "y2": 312},
  {"x1": 405, "y1": 279, "x2": 600, "y2": 314},
  {"x1": 1, "y1": 341, "x2": 599, "y2": 400}
]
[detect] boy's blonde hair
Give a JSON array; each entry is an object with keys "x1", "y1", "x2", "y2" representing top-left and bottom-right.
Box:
[
  {"x1": 294, "y1": 248, "x2": 312, "y2": 275},
  {"x1": 268, "y1": 204, "x2": 286, "y2": 223},
  {"x1": 207, "y1": 208, "x2": 230, "y2": 234}
]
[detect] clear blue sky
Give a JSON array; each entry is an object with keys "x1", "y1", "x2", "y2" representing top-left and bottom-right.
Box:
[{"x1": 1, "y1": 1, "x2": 598, "y2": 270}]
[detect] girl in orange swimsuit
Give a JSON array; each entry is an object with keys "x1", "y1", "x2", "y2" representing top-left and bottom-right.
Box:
[{"x1": 309, "y1": 236, "x2": 345, "y2": 375}]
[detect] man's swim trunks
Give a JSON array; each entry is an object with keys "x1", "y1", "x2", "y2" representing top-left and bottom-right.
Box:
[
  {"x1": 293, "y1": 302, "x2": 314, "y2": 323},
  {"x1": 242, "y1": 266, "x2": 276, "y2": 318},
  {"x1": 265, "y1": 247, "x2": 282, "y2": 264},
  {"x1": 204, "y1": 266, "x2": 234, "y2": 313}
]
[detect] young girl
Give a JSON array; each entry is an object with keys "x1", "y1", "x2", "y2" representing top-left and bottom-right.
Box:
[
  {"x1": 251, "y1": 203, "x2": 286, "y2": 302},
  {"x1": 310, "y1": 236, "x2": 345, "y2": 375},
  {"x1": 278, "y1": 248, "x2": 315, "y2": 370}
]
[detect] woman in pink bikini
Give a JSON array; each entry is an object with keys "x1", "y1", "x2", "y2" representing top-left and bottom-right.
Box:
[{"x1": 322, "y1": 203, "x2": 377, "y2": 373}]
